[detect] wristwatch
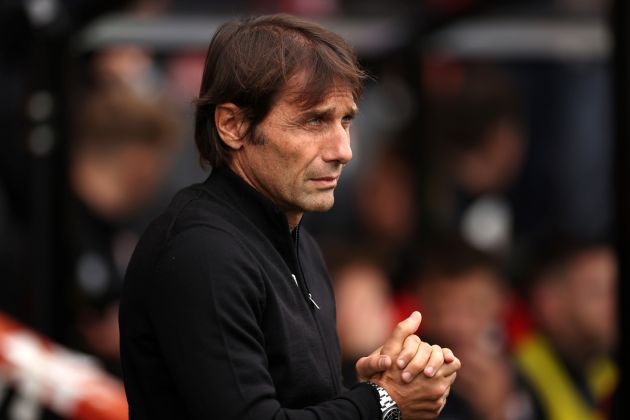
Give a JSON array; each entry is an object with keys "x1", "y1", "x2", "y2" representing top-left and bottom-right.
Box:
[{"x1": 368, "y1": 382, "x2": 401, "y2": 420}]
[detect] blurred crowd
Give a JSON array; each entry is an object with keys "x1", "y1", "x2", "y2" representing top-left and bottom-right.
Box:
[
  {"x1": 0, "y1": 0, "x2": 619, "y2": 419},
  {"x1": 323, "y1": 55, "x2": 619, "y2": 419}
]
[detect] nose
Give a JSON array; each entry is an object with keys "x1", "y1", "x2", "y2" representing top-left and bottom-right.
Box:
[{"x1": 323, "y1": 124, "x2": 352, "y2": 165}]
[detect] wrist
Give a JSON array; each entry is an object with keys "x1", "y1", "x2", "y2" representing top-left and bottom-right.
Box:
[{"x1": 367, "y1": 381, "x2": 401, "y2": 420}]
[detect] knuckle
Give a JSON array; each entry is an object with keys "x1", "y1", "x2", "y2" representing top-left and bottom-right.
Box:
[
  {"x1": 427, "y1": 399, "x2": 443, "y2": 415},
  {"x1": 430, "y1": 346, "x2": 444, "y2": 364},
  {"x1": 398, "y1": 317, "x2": 411, "y2": 328},
  {"x1": 407, "y1": 357, "x2": 424, "y2": 372},
  {"x1": 411, "y1": 334, "x2": 421, "y2": 343},
  {"x1": 395, "y1": 319, "x2": 409, "y2": 333},
  {"x1": 431, "y1": 383, "x2": 449, "y2": 399},
  {"x1": 439, "y1": 384, "x2": 450, "y2": 396},
  {"x1": 428, "y1": 388, "x2": 443, "y2": 400},
  {"x1": 436, "y1": 399, "x2": 446, "y2": 410},
  {"x1": 437, "y1": 398, "x2": 447, "y2": 410}
]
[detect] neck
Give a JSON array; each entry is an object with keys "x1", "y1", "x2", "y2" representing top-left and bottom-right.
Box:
[
  {"x1": 227, "y1": 161, "x2": 304, "y2": 232},
  {"x1": 286, "y1": 211, "x2": 302, "y2": 232}
]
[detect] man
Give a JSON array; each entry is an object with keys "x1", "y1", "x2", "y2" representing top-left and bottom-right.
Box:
[
  {"x1": 119, "y1": 14, "x2": 460, "y2": 419},
  {"x1": 411, "y1": 237, "x2": 536, "y2": 420},
  {"x1": 514, "y1": 238, "x2": 618, "y2": 419},
  {"x1": 67, "y1": 84, "x2": 179, "y2": 376}
]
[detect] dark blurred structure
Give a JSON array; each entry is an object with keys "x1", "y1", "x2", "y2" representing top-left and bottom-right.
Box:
[
  {"x1": 0, "y1": 0, "x2": 134, "y2": 336},
  {"x1": 612, "y1": 0, "x2": 630, "y2": 418}
]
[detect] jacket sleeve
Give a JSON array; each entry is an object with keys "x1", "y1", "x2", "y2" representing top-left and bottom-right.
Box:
[{"x1": 147, "y1": 226, "x2": 380, "y2": 420}]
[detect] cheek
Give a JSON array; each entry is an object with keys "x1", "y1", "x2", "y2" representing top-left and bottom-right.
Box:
[
  {"x1": 265, "y1": 135, "x2": 314, "y2": 175},
  {"x1": 579, "y1": 294, "x2": 616, "y2": 330}
]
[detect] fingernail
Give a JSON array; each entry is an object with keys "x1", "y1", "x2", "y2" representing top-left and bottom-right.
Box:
[
  {"x1": 411, "y1": 311, "x2": 421, "y2": 321},
  {"x1": 397, "y1": 359, "x2": 405, "y2": 368},
  {"x1": 425, "y1": 366, "x2": 434, "y2": 377},
  {"x1": 402, "y1": 372, "x2": 412, "y2": 383}
]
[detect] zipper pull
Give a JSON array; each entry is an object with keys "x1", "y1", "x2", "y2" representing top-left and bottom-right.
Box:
[
  {"x1": 291, "y1": 274, "x2": 299, "y2": 289},
  {"x1": 308, "y1": 293, "x2": 321, "y2": 310}
]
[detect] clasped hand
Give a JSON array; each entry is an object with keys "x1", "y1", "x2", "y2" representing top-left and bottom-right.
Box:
[{"x1": 355, "y1": 311, "x2": 461, "y2": 419}]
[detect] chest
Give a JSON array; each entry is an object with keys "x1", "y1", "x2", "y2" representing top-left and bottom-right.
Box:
[{"x1": 253, "y1": 241, "x2": 343, "y2": 407}]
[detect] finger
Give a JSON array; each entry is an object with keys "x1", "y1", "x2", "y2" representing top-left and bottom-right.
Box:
[
  {"x1": 423, "y1": 344, "x2": 445, "y2": 377},
  {"x1": 447, "y1": 371, "x2": 457, "y2": 386},
  {"x1": 435, "y1": 355, "x2": 462, "y2": 378},
  {"x1": 395, "y1": 334, "x2": 421, "y2": 369},
  {"x1": 443, "y1": 385, "x2": 451, "y2": 399},
  {"x1": 380, "y1": 311, "x2": 422, "y2": 358},
  {"x1": 442, "y1": 347, "x2": 455, "y2": 363},
  {"x1": 401, "y1": 341, "x2": 433, "y2": 383},
  {"x1": 355, "y1": 353, "x2": 392, "y2": 381}
]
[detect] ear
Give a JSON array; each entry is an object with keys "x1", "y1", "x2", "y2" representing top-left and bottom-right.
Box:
[{"x1": 215, "y1": 103, "x2": 249, "y2": 151}]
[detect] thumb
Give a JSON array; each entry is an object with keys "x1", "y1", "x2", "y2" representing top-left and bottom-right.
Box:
[
  {"x1": 355, "y1": 346, "x2": 391, "y2": 381},
  {"x1": 380, "y1": 311, "x2": 422, "y2": 358}
]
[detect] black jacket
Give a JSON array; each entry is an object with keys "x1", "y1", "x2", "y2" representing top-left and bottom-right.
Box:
[{"x1": 119, "y1": 167, "x2": 380, "y2": 419}]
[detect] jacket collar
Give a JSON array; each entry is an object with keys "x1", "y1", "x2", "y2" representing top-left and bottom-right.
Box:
[{"x1": 202, "y1": 165, "x2": 298, "y2": 264}]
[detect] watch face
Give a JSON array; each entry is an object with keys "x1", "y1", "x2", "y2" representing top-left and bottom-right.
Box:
[{"x1": 383, "y1": 407, "x2": 401, "y2": 420}]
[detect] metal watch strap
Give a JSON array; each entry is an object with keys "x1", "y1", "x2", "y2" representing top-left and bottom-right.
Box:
[{"x1": 367, "y1": 382, "x2": 401, "y2": 420}]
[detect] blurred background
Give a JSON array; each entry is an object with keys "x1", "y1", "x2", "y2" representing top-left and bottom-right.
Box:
[{"x1": 0, "y1": 0, "x2": 626, "y2": 418}]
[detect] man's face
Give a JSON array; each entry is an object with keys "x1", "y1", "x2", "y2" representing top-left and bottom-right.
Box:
[
  {"x1": 564, "y1": 248, "x2": 618, "y2": 353},
  {"x1": 418, "y1": 270, "x2": 504, "y2": 352},
  {"x1": 231, "y1": 81, "x2": 356, "y2": 222}
]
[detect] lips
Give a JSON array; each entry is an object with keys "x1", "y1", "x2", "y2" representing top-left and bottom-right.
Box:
[{"x1": 310, "y1": 176, "x2": 339, "y2": 188}]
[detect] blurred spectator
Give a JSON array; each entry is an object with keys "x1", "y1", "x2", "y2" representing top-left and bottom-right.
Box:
[
  {"x1": 411, "y1": 237, "x2": 536, "y2": 420},
  {"x1": 324, "y1": 244, "x2": 395, "y2": 388},
  {"x1": 62, "y1": 83, "x2": 179, "y2": 374},
  {"x1": 514, "y1": 237, "x2": 618, "y2": 419},
  {"x1": 92, "y1": 45, "x2": 161, "y2": 99},
  {"x1": 424, "y1": 61, "x2": 526, "y2": 255},
  {"x1": 352, "y1": 141, "x2": 421, "y2": 288},
  {"x1": 356, "y1": 145, "x2": 418, "y2": 247}
]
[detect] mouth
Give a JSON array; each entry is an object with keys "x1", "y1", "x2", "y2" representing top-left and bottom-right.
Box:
[{"x1": 310, "y1": 176, "x2": 339, "y2": 189}]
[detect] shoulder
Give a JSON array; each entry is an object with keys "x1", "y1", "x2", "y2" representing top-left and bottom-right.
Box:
[
  {"x1": 125, "y1": 186, "x2": 264, "y2": 298},
  {"x1": 135, "y1": 181, "x2": 247, "y2": 260},
  {"x1": 160, "y1": 224, "x2": 255, "y2": 272},
  {"x1": 126, "y1": 223, "x2": 266, "y2": 319}
]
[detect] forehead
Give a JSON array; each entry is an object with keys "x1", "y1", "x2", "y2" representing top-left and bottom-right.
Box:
[{"x1": 276, "y1": 72, "x2": 357, "y2": 111}]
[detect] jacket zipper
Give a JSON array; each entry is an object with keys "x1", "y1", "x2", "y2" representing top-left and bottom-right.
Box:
[{"x1": 292, "y1": 225, "x2": 339, "y2": 394}]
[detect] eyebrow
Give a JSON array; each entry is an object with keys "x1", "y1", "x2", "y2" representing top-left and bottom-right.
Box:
[{"x1": 298, "y1": 105, "x2": 358, "y2": 119}]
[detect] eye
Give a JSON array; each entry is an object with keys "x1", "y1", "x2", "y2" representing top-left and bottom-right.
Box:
[
  {"x1": 342, "y1": 114, "x2": 355, "y2": 127},
  {"x1": 306, "y1": 116, "x2": 323, "y2": 126}
]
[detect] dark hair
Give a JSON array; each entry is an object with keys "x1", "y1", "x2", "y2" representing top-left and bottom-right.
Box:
[
  {"x1": 194, "y1": 14, "x2": 367, "y2": 168},
  {"x1": 75, "y1": 84, "x2": 178, "y2": 153},
  {"x1": 515, "y1": 235, "x2": 612, "y2": 299}
]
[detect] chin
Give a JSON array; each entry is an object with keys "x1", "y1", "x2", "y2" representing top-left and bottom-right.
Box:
[{"x1": 302, "y1": 193, "x2": 336, "y2": 213}]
